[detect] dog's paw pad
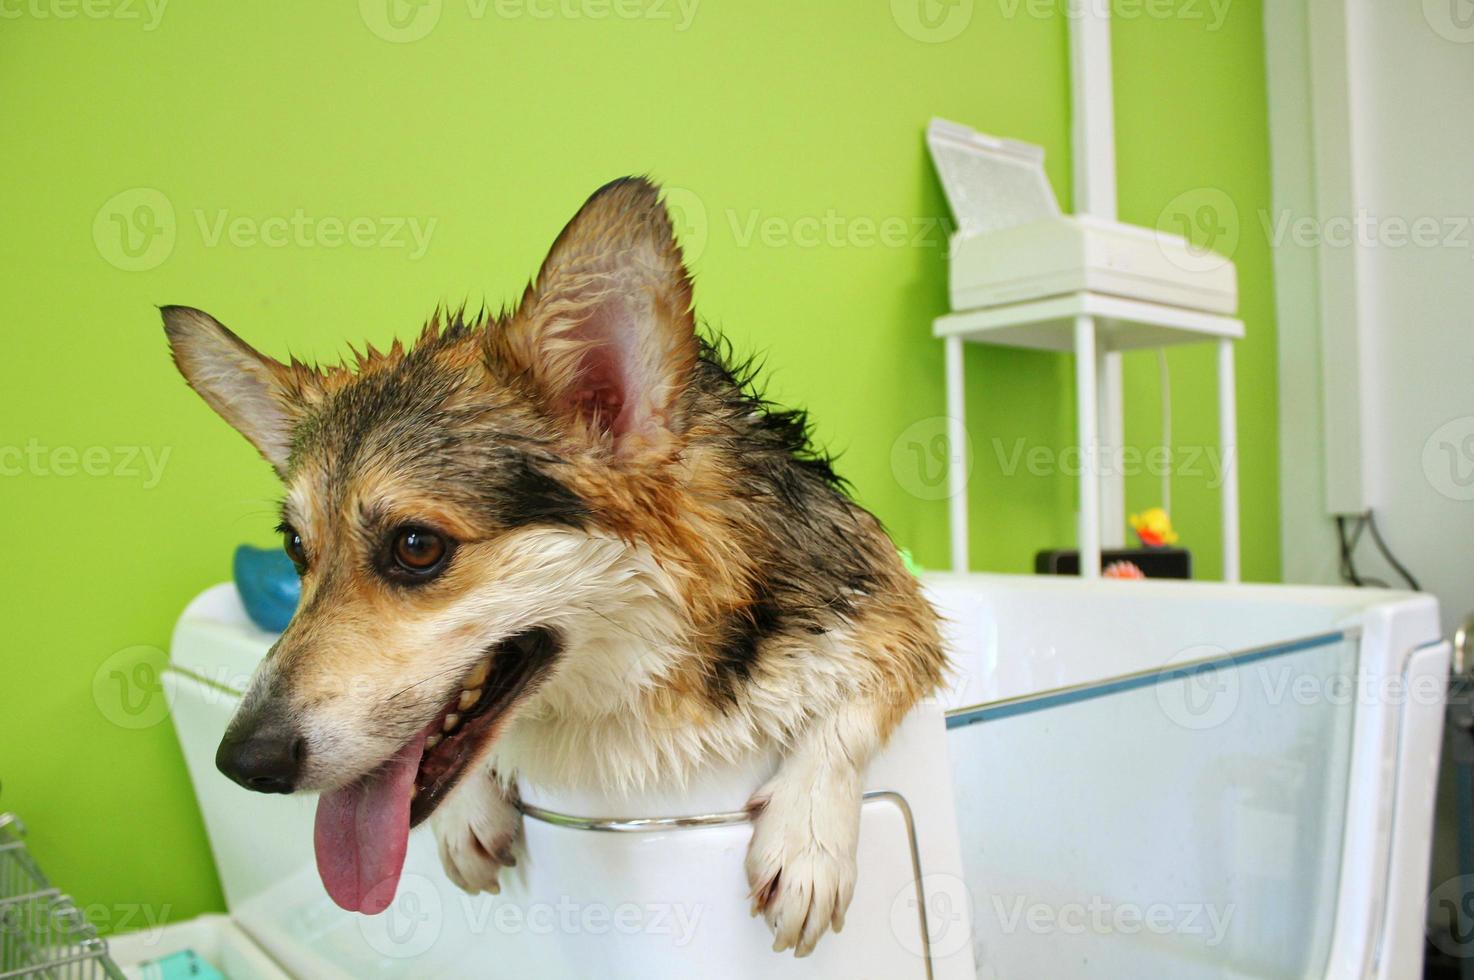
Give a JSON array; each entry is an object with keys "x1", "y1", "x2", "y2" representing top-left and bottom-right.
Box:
[
  {"x1": 439, "y1": 825, "x2": 518, "y2": 895},
  {"x1": 431, "y1": 771, "x2": 522, "y2": 897},
  {"x1": 744, "y1": 800, "x2": 858, "y2": 958}
]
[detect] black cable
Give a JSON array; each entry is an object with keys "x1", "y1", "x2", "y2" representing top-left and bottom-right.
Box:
[
  {"x1": 1346, "y1": 517, "x2": 1387, "y2": 586},
  {"x1": 1350, "y1": 514, "x2": 1383, "y2": 584},
  {"x1": 1336, "y1": 511, "x2": 1419, "y2": 591},
  {"x1": 1336, "y1": 514, "x2": 1388, "y2": 588},
  {"x1": 1335, "y1": 515, "x2": 1361, "y2": 585},
  {"x1": 1365, "y1": 509, "x2": 1422, "y2": 591}
]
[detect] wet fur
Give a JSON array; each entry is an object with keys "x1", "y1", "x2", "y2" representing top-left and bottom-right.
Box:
[{"x1": 164, "y1": 178, "x2": 945, "y2": 956}]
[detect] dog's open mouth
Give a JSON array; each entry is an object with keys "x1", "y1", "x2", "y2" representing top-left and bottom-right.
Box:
[
  {"x1": 313, "y1": 626, "x2": 561, "y2": 914},
  {"x1": 409, "y1": 626, "x2": 561, "y2": 826}
]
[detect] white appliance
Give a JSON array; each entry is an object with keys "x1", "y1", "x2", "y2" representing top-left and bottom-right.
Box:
[
  {"x1": 133, "y1": 574, "x2": 1446, "y2": 978},
  {"x1": 927, "y1": 117, "x2": 1239, "y2": 315}
]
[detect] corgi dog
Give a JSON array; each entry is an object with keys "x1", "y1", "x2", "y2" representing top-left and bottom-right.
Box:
[{"x1": 163, "y1": 178, "x2": 944, "y2": 957}]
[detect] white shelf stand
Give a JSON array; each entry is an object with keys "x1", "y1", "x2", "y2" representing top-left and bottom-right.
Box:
[
  {"x1": 936, "y1": 293, "x2": 1244, "y2": 581},
  {"x1": 936, "y1": 1, "x2": 1242, "y2": 583}
]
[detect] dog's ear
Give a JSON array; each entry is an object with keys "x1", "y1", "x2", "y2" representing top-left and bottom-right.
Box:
[
  {"x1": 161, "y1": 306, "x2": 314, "y2": 476},
  {"x1": 503, "y1": 177, "x2": 698, "y2": 458}
]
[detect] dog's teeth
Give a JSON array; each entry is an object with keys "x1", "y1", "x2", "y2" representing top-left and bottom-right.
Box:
[
  {"x1": 458, "y1": 688, "x2": 481, "y2": 711},
  {"x1": 425, "y1": 733, "x2": 441, "y2": 749},
  {"x1": 443, "y1": 713, "x2": 460, "y2": 732},
  {"x1": 411, "y1": 785, "x2": 420, "y2": 800},
  {"x1": 465, "y1": 660, "x2": 491, "y2": 689}
]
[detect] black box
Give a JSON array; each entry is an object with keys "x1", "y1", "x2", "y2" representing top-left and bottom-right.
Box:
[{"x1": 1034, "y1": 547, "x2": 1192, "y2": 579}]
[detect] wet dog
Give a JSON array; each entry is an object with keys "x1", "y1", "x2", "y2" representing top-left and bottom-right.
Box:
[{"x1": 163, "y1": 178, "x2": 944, "y2": 956}]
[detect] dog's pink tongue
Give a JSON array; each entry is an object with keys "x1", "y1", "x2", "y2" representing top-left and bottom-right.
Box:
[{"x1": 314, "y1": 730, "x2": 426, "y2": 915}]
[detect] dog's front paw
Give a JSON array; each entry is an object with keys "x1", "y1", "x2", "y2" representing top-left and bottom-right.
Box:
[
  {"x1": 431, "y1": 768, "x2": 522, "y2": 896},
  {"x1": 744, "y1": 773, "x2": 861, "y2": 957}
]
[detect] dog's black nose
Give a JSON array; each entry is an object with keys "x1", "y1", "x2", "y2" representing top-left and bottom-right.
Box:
[{"x1": 216, "y1": 724, "x2": 305, "y2": 794}]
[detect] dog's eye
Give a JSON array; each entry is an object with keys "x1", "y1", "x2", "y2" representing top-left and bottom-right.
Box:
[
  {"x1": 391, "y1": 527, "x2": 449, "y2": 576},
  {"x1": 281, "y1": 526, "x2": 308, "y2": 575}
]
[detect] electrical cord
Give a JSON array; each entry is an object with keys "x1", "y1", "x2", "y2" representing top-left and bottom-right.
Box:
[
  {"x1": 1336, "y1": 515, "x2": 1387, "y2": 588},
  {"x1": 1365, "y1": 509, "x2": 1422, "y2": 591},
  {"x1": 1335, "y1": 510, "x2": 1421, "y2": 591}
]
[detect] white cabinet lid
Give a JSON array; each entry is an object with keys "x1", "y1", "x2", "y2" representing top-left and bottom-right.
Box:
[{"x1": 926, "y1": 117, "x2": 1059, "y2": 235}]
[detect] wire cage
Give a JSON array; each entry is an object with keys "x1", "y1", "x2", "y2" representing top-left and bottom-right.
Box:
[{"x1": 0, "y1": 813, "x2": 125, "y2": 980}]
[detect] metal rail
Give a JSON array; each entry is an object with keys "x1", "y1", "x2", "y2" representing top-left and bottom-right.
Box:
[{"x1": 519, "y1": 789, "x2": 936, "y2": 979}]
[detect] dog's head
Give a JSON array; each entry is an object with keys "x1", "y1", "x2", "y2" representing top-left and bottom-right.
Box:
[{"x1": 164, "y1": 179, "x2": 711, "y2": 912}]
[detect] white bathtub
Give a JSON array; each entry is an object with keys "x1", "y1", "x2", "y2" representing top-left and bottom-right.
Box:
[
  {"x1": 152, "y1": 573, "x2": 1447, "y2": 979},
  {"x1": 928, "y1": 573, "x2": 1446, "y2": 979}
]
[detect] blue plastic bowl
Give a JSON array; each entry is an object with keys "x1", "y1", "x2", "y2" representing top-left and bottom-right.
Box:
[{"x1": 232, "y1": 545, "x2": 300, "y2": 633}]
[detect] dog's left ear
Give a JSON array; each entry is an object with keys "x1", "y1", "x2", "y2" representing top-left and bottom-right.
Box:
[
  {"x1": 161, "y1": 306, "x2": 317, "y2": 476},
  {"x1": 502, "y1": 177, "x2": 698, "y2": 458}
]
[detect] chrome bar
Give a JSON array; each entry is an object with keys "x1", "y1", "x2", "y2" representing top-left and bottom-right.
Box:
[
  {"x1": 517, "y1": 802, "x2": 748, "y2": 833},
  {"x1": 519, "y1": 789, "x2": 935, "y2": 978}
]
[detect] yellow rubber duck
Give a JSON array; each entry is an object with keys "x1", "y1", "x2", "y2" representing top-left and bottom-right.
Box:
[{"x1": 1129, "y1": 507, "x2": 1179, "y2": 548}]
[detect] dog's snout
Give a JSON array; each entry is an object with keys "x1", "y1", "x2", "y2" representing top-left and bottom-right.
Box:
[{"x1": 216, "y1": 719, "x2": 306, "y2": 794}]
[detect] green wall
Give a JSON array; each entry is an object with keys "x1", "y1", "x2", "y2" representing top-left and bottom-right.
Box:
[{"x1": 0, "y1": 0, "x2": 1278, "y2": 929}]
